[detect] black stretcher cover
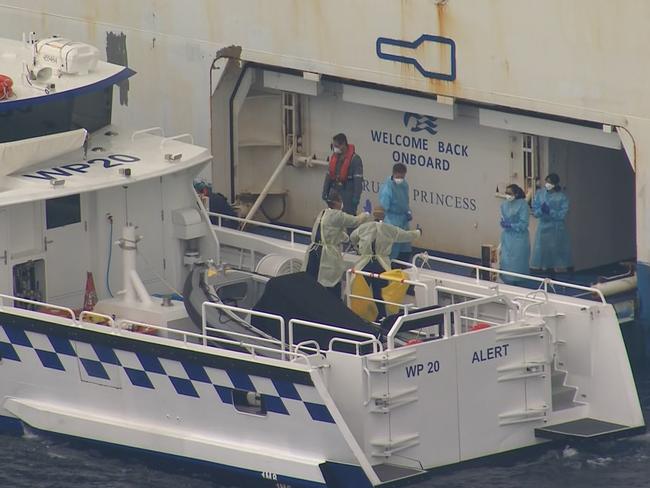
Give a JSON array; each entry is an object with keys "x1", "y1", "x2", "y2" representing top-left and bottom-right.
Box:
[{"x1": 251, "y1": 272, "x2": 380, "y2": 350}]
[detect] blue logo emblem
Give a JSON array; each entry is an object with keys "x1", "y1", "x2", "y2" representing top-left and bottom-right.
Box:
[{"x1": 403, "y1": 113, "x2": 438, "y2": 135}]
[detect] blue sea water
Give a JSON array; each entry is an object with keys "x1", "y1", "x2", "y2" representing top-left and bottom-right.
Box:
[{"x1": 1, "y1": 365, "x2": 648, "y2": 488}]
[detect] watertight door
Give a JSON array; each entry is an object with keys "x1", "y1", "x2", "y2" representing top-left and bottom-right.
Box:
[
  {"x1": 44, "y1": 194, "x2": 90, "y2": 308},
  {"x1": 0, "y1": 210, "x2": 10, "y2": 294}
]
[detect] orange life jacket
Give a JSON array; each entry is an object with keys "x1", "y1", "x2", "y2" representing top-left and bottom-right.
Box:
[{"x1": 328, "y1": 144, "x2": 356, "y2": 183}]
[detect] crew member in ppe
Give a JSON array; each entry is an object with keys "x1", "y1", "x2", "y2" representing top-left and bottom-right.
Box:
[
  {"x1": 378, "y1": 163, "x2": 413, "y2": 262},
  {"x1": 350, "y1": 208, "x2": 421, "y2": 318},
  {"x1": 531, "y1": 173, "x2": 572, "y2": 275},
  {"x1": 322, "y1": 133, "x2": 364, "y2": 215},
  {"x1": 499, "y1": 184, "x2": 530, "y2": 284},
  {"x1": 303, "y1": 191, "x2": 371, "y2": 297}
]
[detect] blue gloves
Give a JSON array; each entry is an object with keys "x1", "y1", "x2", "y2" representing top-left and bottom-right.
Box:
[
  {"x1": 363, "y1": 199, "x2": 372, "y2": 213},
  {"x1": 500, "y1": 220, "x2": 512, "y2": 229},
  {"x1": 407, "y1": 210, "x2": 413, "y2": 222},
  {"x1": 541, "y1": 202, "x2": 550, "y2": 214}
]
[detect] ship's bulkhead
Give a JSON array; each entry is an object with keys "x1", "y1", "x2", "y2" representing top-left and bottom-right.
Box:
[{"x1": 214, "y1": 65, "x2": 634, "y2": 271}]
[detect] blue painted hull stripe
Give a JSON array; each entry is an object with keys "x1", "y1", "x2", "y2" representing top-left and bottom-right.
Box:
[
  {"x1": 0, "y1": 315, "x2": 337, "y2": 425},
  {"x1": 0, "y1": 68, "x2": 136, "y2": 113}
]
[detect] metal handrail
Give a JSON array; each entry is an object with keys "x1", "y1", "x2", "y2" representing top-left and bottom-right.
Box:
[
  {"x1": 203, "y1": 326, "x2": 283, "y2": 346},
  {"x1": 209, "y1": 211, "x2": 311, "y2": 246},
  {"x1": 201, "y1": 301, "x2": 286, "y2": 359},
  {"x1": 288, "y1": 318, "x2": 382, "y2": 355},
  {"x1": 117, "y1": 318, "x2": 304, "y2": 360},
  {"x1": 386, "y1": 295, "x2": 512, "y2": 349},
  {"x1": 0, "y1": 293, "x2": 76, "y2": 321},
  {"x1": 408, "y1": 252, "x2": 606, "y2": 304},
  {"x1": 329, "y1": 337, "x2": 382, "y2": 355},
  {"x1": 131, "y1": 126, "x2": 164, "y2": 141},
  {"x1": 160, "y1": 133, "x2": 194, "y2": 149},
  {"x1": 345, "y1": 268, "x2": 430, "y2": 311}
]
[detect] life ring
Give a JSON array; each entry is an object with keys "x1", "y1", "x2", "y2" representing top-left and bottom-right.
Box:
[
  {"x1": 132, "y1": 324, "x2": 159, "y2": 335},
  {"x1": 0, "y1": 74, "x2": 14, "y2": 100}
]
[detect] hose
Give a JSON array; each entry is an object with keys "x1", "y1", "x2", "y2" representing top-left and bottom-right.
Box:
[{"x1": 106, "y1": 216, "x2": 114, "y2": 297}]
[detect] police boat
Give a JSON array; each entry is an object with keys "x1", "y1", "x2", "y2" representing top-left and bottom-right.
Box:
[{"x1": 0, "y1": 33, "x2": 644, "y2": 488}]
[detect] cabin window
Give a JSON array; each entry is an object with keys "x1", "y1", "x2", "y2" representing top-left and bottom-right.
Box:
[
  {"x1": 46, "y1": 194, "x2": 81, "y2": 229},
  {"x1": 232, "y1": 389, "x2": 267, "y2": 416}
]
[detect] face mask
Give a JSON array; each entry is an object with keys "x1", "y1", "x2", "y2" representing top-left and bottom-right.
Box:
[
  {"x1": 333, "y1": 146, "x2": 342, "y2": 155},
  {"x1": 505, "y1": 194, "x2": 515, "y2": 201},
  {"x1": 393, "y1": 178, "x2": 404, "y2": 184},
  {"x1": 544, "y1": 182, "x2": 554, "y2": 191}
]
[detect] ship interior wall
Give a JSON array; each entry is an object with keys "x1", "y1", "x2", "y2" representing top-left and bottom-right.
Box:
[{"x1": 232, "y1": 72, "x2": 635, "y2": 272}]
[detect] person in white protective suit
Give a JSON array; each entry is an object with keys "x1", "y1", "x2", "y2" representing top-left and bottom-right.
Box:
[
  {"x1": 349, "y1": 207, "x2": 421, "y2": 318},
  {"x1": 303, "y1": 191, "x2": 372, "y2": 298}
]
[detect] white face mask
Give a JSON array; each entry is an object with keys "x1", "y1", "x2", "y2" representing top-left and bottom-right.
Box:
[
  {"x1": 505, "y1": 194, "x2": 515, "y2": 201},
  {"x1": 393, "y1": 178, "x2": 404, "y2": 185},
  {"x1": 544, "y1": 182, "x2": 554, "y2": 191},
  {"x1": 333, "y1": 146, "x2": 343, "y2": 155}
]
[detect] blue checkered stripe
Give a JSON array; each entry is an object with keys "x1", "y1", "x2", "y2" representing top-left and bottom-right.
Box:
[{"x1": 0, "y1": 324, "x2": 335, "y2": 424}]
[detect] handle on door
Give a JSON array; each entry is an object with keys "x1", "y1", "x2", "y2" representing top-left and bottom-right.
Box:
[
  {"x1": 1, "y1": 250, "x2": 6, "y2": 265},
  {"x1": 44, "y1": 236, "x2": 54, "y2": 251}
]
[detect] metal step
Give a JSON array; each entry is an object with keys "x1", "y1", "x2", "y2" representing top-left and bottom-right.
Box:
[
  {"x1": 370, "y1": 433, "x2": 420, "y2": 457},
  {"x1": 373, "y1": 463, "x2": 426, "y2": 484},
  {"x1": 535, "y1": 418, "x2": 639, "y2": 441},
  {"x1": 550, "y1": 366, "x2": 580, "y2": 411}
]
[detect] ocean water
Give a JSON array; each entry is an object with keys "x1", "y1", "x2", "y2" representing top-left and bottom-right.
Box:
[{"x1": 1, "y1": 365, "x2": 648, "y2": 488}]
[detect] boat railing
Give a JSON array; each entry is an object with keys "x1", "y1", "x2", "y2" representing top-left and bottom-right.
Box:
[
  {"x1": 344, "y1": 268, "x2": 431, "y2": 316},
  {"x1": 208, "y1": 211, "x2": 311, "y2": 247},
  {"x1": 0, "y1": 293, "x2": 76, "y2": 320},
  {"x1": 399, "y1": 252, "x2": 607, "y2": 304},
  {"x1": 386, "y1": 294, "x2": 514, "y2": 349},
  {"x1": 0, "y1": 293, "x2": 310, "y2": 362},
  {"x1": 288, "y1": 318, "x2": 383, "y2": 355},
  {"x1": 201, "y1": 301, "x2": 289, "y2": 359}
]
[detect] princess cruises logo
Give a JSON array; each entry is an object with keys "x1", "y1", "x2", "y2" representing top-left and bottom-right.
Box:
[{"x1": 403, "y1": 112, "x2": 438, "y2": 135}]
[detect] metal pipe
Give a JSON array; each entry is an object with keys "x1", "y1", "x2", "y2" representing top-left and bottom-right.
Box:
[
  {"x1": 241, "y1": 143, "x2": 294, "y2": 230},
  {"x1": 592, "y1": 275, "x2": 637, "y2": 296},
  {"x1": 293, "y1": 155, "x2": 330, "y2": 167}
]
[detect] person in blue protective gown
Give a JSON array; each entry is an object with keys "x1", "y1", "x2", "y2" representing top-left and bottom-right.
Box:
[
  {"x1": 378, "y1": 163, "x2": 412, "y2": 263},
  {"x1": 499, "y1": 184, "x2": 530, "y2": 284},
  {"x1": 531, "y1": 173, "x2": 572, "y2": 276}
]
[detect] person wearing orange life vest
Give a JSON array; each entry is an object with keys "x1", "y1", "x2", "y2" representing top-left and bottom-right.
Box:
[{"x1": 322, "y1": 133, "x2": 364, "y2": 215}]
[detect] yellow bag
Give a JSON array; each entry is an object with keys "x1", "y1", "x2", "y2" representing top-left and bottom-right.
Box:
[
  {"x1": 349, "y1": 269, "x2": 409, "y2": 322},
  {"x1": 380, "y1": 269, "x2": 409, "y2": 316},
  {"x1": 350, "y1": 273, "x2": 378, "y2": 322}
]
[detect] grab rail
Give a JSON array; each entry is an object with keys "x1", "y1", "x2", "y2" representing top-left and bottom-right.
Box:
[
  {"x1": 209, "y1": 211, "x2": 311, "y2": 247},
  {"x1": 406, "y1": 252, "x2": 606, "y2": 304},
  {"x1": 288, "y1": 318, "x2": 382, "y2": 355},
  {"x1": 345, "y1": 268, "x2": 430, "y2": 311},
  {"x1": 201, "y1": 301, "x2": 287, "y2": 359},
  {"x1": 131, "y1": 127, "x2": 164, "y2": 141},
  {"x1": 0, "y1": 294, "x2": 76, "y2": 321},
  {"x1": 386, "y1": 295, "x2": 512, "y2": 349}
]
